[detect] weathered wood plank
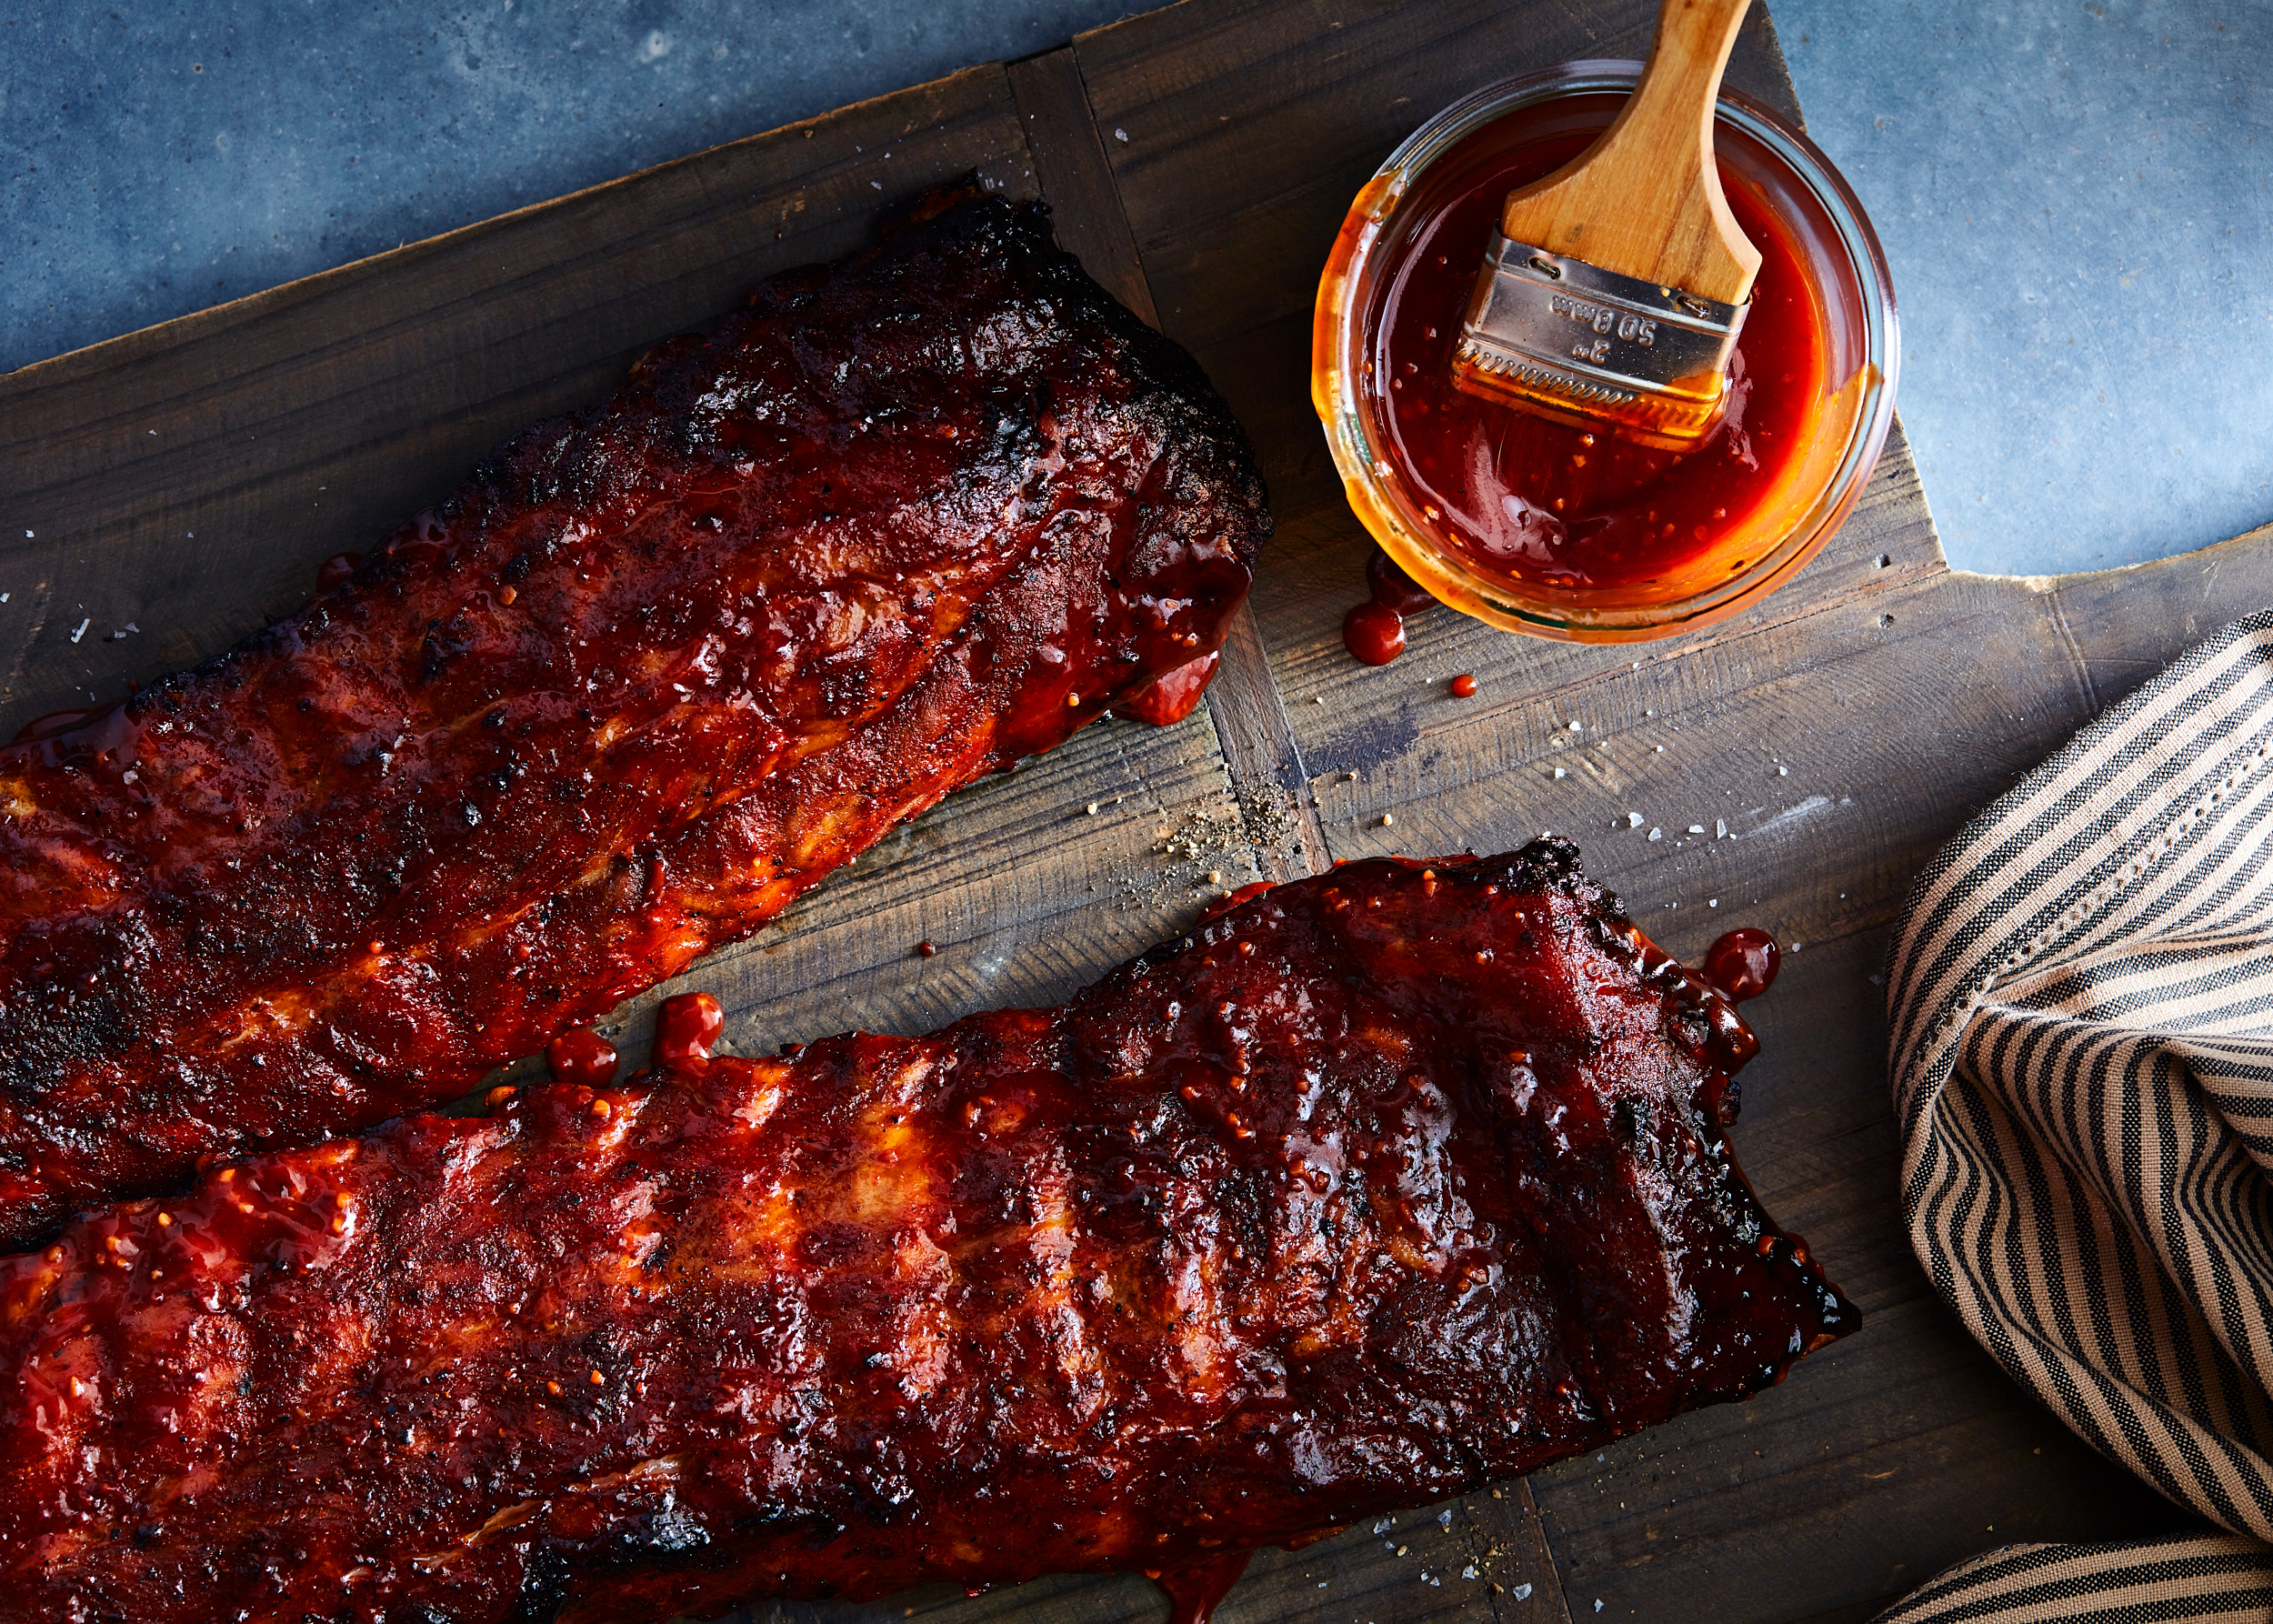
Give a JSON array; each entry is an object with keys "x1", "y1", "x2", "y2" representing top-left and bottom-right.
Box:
[
  {"x1": 1006, "y1": 46, "x2": 1332, "y2": 885},
  {"x1": 743, "y1": 1479, "x2": 1579, "y2": 1622},
  {"x1": 2048, "y1": 519, "x2": 2273, "y2": 703},
  {"x1": 1006, "y1": 49, "x2": 1162, "y2": 326},
  {"x1": 1004, "y1": 47, "x2": 1330, "y2": 885},
  {"x1": 1198, "y1": 603, "x2": 1339, "y2": 880}
]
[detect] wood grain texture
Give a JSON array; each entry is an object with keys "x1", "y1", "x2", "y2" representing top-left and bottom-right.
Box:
[
  {"x1": 1006, "y1": 46, "x2": 1331, "y2": 884},
  {"x1": 1006, "y1": 50, "x2": 1161, "y2": 326},
  {"x1": 5, "y1": 2, "x2": 2271, "y2": 1622}
]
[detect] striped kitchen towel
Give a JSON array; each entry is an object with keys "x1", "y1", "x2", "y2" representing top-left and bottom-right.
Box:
[
  {"x1": 1883, "y1": 611, "x2": 2273, "y2": 1618},
  {"x1": 1872, "y1": 1537, "x2": 2273, "y2": 1622}
]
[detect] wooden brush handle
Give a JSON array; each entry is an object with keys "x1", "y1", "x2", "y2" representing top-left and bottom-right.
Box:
[{"x1": 1499, "y1": 0, "x2": 1761, "y2": 304}]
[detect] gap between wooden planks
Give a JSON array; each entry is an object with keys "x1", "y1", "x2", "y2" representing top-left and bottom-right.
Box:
[{"x1": 1007, "y1": 49, "x2": 1334, "y2": 887}]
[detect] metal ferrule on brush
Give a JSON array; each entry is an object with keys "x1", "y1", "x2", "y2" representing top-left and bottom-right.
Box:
[{"x1": 1454, "y1": 232, "x2": 1750, "y2": 449}]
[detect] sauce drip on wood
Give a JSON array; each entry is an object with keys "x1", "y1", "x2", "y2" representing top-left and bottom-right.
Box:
[
  {"x1": 1115, "y1": 650, "x2": 1222, "y2": 726},
  {"x1": 544, "y1": 1027, "x2": 617, "y2": 1089},
  {"x1": 655, "y1": 990, "x2": 725, "y2": 1068},
  {"x1": 1703, "y1": 927, "x2": 1781, "y2": 1002},
  {"x1": 1152, "y1": 1550, "x2": 1256, "y2": 1624},
  {"x1": 1367, "y1": 546, "x2": 1437, "y2": 614},
  {"x1": 10, "y1": 709, "x2": 90, "y2": 745},
  {"x1": 315, "y1": 552, "x2": 364, "y2": 593},
  {"x1": 1339, "y1": 546, "x2": 1437, "y2": 666},
  {"x1": 1341, "y1": 597, "x2": 1407, "y2": 666}
]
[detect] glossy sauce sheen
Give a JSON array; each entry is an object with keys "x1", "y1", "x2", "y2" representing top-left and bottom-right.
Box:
[
  {"x1": 1340, "y1": 548, "x2": 1435, "y2": 666},
  {"x1": 0, "y1": 845, "x2": 1855, "y2": 1624},
  {"x1": 1367, "y1": 127, "x2": 1825, "y2": 590},
  {"x1": 543, "y1": 1028, "x2": 618, "y2": 1092},
  {"x1": 1704, "y1": 927, "x2": 1781, "y2": 1003},
  {"x1": 1340, "y1": 598, "x2": 1406, "y2": 667},
  {"x1": 0, "y1": 191, "x2": 1268, "y2": 1248}
]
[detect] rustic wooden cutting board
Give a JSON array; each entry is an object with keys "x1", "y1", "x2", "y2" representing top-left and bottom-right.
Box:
[{"x1": 5, "y1": 2, "x2": 2268, "y2": 1620}]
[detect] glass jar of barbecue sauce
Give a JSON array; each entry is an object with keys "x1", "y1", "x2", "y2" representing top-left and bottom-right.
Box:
[{"x1": 1314, "y1": 63, "x2": 1898, "y2": 642}]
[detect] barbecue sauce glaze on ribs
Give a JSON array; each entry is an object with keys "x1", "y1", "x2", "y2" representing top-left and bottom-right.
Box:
[
  {"x1": 0, "y1": 844, "x2": 1857, "y2": 1624},
  {"x1": 0, "y1": 189, "x2": 1268, "y2": 1249}
]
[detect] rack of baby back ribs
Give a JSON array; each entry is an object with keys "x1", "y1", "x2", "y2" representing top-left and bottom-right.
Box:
[
  {"x1": 0, "y1": 184, "x2": 1265, "y2": 1249},
  {"x1": 1, "y1": 841, "x2": 1852, "y2": 1622}
]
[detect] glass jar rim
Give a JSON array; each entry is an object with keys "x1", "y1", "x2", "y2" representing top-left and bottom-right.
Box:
[{"x1": 1313, "y1": 61, "x2": 1900, "y2": 642}]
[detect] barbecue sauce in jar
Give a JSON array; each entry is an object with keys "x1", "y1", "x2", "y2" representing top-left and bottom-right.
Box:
[
  {"x1": 1362, "y1": 128, "x2": 1826, "y2": 600},
  {"x1": 1316, "y1": 70, "x2": 1896, "y2": 645}
]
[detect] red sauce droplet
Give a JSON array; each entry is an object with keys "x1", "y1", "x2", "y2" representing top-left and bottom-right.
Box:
[
  {"x1": 11, "y1": 709, "x2": 90, "y2": 745},
  {"x1": 1343, "y1": 549, "x2": 1437, "y2": 667},
  {"x1": 915, "y1": 940, "x2": 937, "y2": 958},
  {"x1": 545, "y1": 1028, "x2": 618, "y2": 1089},
  {"x1": 655, "y1": 991, "x2": 725, "y2": 1068},
  {"x1": 1365, "y1": 547, "x2": 1437, "y2": 614},
  {"x1": 1342, "y1": 598, "x2": 1406, "y2": 666},
  {"x1": 1449, "y1": 673, "x2": 1477, "y2": 697},
  {"x1": 1703, "y1": 927, "x2": 1780, "y2": 1002},
  {"x1": 1116, "y1": 650, "x2": 1220, "y2": 727},
  {"x1": 315, "y1": 552, "x2": 365, "y2": 593}
]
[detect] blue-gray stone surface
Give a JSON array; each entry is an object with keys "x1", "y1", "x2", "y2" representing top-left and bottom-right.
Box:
[
  {"x1": 1, "y1": 2, "x2": 1138, "y2": 363},
  {"x1": 1776, "y1": 0, "x2": 2272, "y2": 573}
]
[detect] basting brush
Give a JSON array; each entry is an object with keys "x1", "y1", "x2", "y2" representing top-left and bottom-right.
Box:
[{"x1": 1453, "y1": 0, "x2": 1762, "y2": 450}]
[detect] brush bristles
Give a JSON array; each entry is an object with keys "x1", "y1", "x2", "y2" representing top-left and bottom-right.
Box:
[
  {"x1": 1450, "y1": 339, "x2": 1726, "y2": 450},
  {"x1": 1452, "y1": 340, "x2": 1642, "y2": 409}
]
